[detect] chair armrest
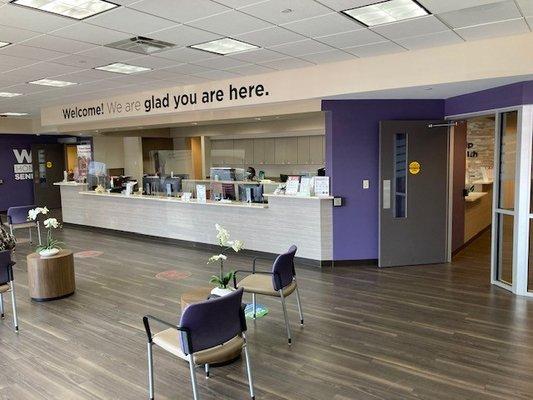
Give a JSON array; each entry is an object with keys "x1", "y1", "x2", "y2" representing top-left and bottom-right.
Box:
[
  {"x1": 142, "y1": 314, "x2": 188, "y2": 342},
  {"x1": 252, "y1": 256, "x2": 273, "y2": 272}
]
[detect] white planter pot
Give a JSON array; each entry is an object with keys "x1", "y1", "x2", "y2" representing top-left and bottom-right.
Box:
[
  {"x1": 210, "y1": 287, "x2": 234, "y2": 297},
  {"x1": 39, "y1": 248, "x2": 60, "y2": 258}
]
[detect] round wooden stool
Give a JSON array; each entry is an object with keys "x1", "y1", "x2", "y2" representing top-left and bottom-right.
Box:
[
  {"x1": 27, "y1": 250, "x2": 76, "y2": 301},
  {"x1": 180, "y1": 286, "x2": 241, "y2": 366}
]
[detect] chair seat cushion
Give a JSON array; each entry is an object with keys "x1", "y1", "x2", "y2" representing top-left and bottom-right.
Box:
[
  {"x1": 0, "y1": 284, "x2": 10, "y2": 293},
  {"x1": 153, "y1": 329, "x2": 244, "y2": 365},
  {"x1": 4, "y1": 222, "x2": 36, "y2": 229},
  {"x1": 238, "y1": 274, "x2": 297, "y2": 297}
]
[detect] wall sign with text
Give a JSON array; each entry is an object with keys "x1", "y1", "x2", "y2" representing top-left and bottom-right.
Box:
[{"x1": 13, "y1": 149, "x2": 33, "y2": 181}]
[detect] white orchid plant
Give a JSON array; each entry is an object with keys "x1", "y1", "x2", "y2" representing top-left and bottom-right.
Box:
[
  {"x1": 208, "y1": 224, "x2": 244, "y2": 289},
  {"x1": 27, "y1": 207, "x2": 63, "y2": 253}
]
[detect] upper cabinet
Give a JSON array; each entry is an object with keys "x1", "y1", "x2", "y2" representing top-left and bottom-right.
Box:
[{"x1": 211, "y1": 135, "x2": 324, "y2": 167}]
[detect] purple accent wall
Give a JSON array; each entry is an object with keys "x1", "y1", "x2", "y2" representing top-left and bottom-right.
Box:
[
  {"x1": 322, "y1": 100, "x2": 445, "y2": 261},
  {"x1": 0, "y1": 134, "x2": 58, "y2": 212},
  {"x1": 446, "y1": 81, "x2": 533, "y2": 116}
]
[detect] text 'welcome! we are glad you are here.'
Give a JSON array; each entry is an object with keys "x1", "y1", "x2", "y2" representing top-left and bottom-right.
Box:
[{"x1": 61, "y1": 83, "x2": 270, "y2": 120}]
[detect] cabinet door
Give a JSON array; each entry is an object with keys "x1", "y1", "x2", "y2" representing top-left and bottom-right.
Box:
[
  {"x1": 264, "y1": 138, "x2": 276, "y2": 164},
  {"x1": 309, "y1": 136, "x2": 325, "y2": 165},
  {"x1": 212, "y1": 139, "x2": 234, "y2": 165},
  {"x1": 286, "y1": 137, "x2": 298, "y2": 165},
  {"x1": 241, "y1": 139, "x2": 254, "y2": 165},
  {"x1": 233, "y1": 139, "x2": 245, "y2": 165},
  {"x1": 275, "y1": 138, "x2": 287, "y2": 164},
  {"x1": 253, "y1": 139, "x2": 265, "y2": 164},
  {"x1": 297, "y1": 136, "x2": 310, "y2": 164}
]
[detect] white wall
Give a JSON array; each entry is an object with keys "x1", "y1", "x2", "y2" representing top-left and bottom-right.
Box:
[
  {"x1": 123, "y1": 137, "x2": 143, "y2": 182},
  {"x1": 92, "y1": 136, "x2": 125, "y2": 169}
]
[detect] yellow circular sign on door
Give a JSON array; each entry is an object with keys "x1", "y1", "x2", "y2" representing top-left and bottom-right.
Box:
[
  {"x1": 46, "y1": 161, "x2": 53, "y2": 168},
  {"x1": 409, "y1": 161, "x2": 421, "y2": 175}
]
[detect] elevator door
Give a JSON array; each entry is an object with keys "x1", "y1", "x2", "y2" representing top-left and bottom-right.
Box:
[{"x1": 379, "y1": 121, "x2": 449, "y2": 267}]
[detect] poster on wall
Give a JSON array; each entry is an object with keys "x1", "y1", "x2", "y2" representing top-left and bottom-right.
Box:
[{"x1": 76, "y1": 144, "x2": 92, "y2": 179}]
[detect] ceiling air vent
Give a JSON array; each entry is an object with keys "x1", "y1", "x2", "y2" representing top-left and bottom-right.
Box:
[{"x1": 106, "y1": 37, "x2": 176, "y2": 55}]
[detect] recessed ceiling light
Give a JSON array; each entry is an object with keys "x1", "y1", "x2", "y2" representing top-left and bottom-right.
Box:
[
  {"x1": 0, "y1": 41, "x2": 11, "y2": 48},
  {"x1": 10, "y1": 0, "x2": 119, "y2": 20},
  {"x1": 0, "y1": 92, "x2": 22, "y2": 97},
  {"x1": 29, "y1": 78, "x2": 78, "y2": 87},
  {"x1": 190, "y1": 38, "x2": 259, "y2": 56},
  {"x1": 343, "y1": 0, "x2": 429, "y2": 27},
  {"x1": 0, "y1": 112, "x2": 29, "y2": 116},
  {"x1": 95, "y1": 62, "x2": 152, "y2": 74}
]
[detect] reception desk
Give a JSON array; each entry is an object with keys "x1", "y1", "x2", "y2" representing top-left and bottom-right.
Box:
[{"x1": 56, "y1": 183, "x2": 333, "y2": 264}]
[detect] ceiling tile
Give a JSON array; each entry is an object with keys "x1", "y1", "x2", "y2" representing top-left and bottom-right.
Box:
[
  {"x1": 52, "y1": 53, "x2": 110, "y2": 69},
  {"x1": 162, "y1": 63, "x2": 215, "y2": 75},
  {"x1": 240, "y1": 0, "x2": 331, "y2": 24},
  {"x1": 120, "y1": 55, "x2": 181, "y2": 69},
  {"x1": 316, "y1": 29, "x2": 383, "y2": 48},
  {"x1": 0, "y1": 44, "x2": 67, "y2": 61},
  {"x1": 455, "y1": 18, "x2": 530, "y2": 40},
  {"x1": 129, "y1": 0, "x2": 230, "y2": 23},
  {"x1": 75, "y1": 46, "x2": 136, "y2": 64},
  {"x1": 207, "y1": 48, "x2": 285, "y2": 63},
  {"x1": 189, "y1": 10, "x2": 271, "y2": 36},
  {"x1": 86, "y1": 7, "x2": 176, "y2": 35},
  {"x1": 314, "y1": 0, "x2": 383, "y2": 12},
  {"x1": 259, "y1": 57, "x2": 315, "y2": 70},
  {"x1": 344, "y1": 41, "x2": 406, "y2": 57},
  {"x1": 21, "y1": 35, "x2": 96, "y2": 53},
  {"x1": 214, "y1": 0, "x2": 265, "y2": 8},
  {"x1": 52, "y1": 69, "x2": 115, "y2": 83},
  {"x1": 0, "y1": 24, "x2": 41, "y2": 43},
  {"x1": 298, "y1": 49, "x2": 356, "y2": 63},
  {"x1": 270, "y1": 39, "x2": 333, "y2": 56},
  {"x1": 50, "y1": 23, "x2": 131, "y2": 46},
  {"x1": 438, "y1": 0, "x2": 523, "y2": 29},
  {"x1": 396, "y1": 30, "x2": 464, "y2": 50},
  {"x1": 371, "y1": 16, "x2": 450, "y2": 40},
  {"x1": 0, "y1": 3, "x2": 75, "y2": 33},
  {"x1": 281, "y1": 12, "x2": 363, "y2": 37},
  {"x1": 417, "y1": 0, "x2": 505, "y2": 14},
  {"x1": 236, "y1": 26, "x2": 305, "y2": 47},
  {"x1": 0, "y1": 54, "x2": 38, "y2": 69},
  {"x1": 147, "y1": 25, "x2": 221, "y2": 48},
  {"x1": 192, "y1": 56, "x2": 249, "y2": 69},
  {"x1": 517, "y1": 0, "x2": 533, "y2": 16},
  {"x1": 154, "y1": 47, "x2": 217, "y2": 63}
]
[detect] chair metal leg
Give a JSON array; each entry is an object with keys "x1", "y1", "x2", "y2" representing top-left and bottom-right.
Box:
[
  {"x1": 188, "y1": 354, "x2": 199, "y2": 400},
  {"x1": 204, "y1": 364, "x2": 210, "y2": 378},
  {"x1": 242, "y1": 333, "x2": 255, "y2": 399},
  {"x1": 295, "y1": 285, "x2": 304, "y2": 325},
  {"x1": 252, "y1": 293, "x2": 257, "y2": 319},
  {"x1": 279, "y1": 290, "x2": 292, "y2": 345},
  {"x1": 0, "y1": 292, "x2": 4, "y2": 319},
  {"x1": 37, "y1": 221, "x2": 42, "y2": 246},
  {"x1": 10, "y1": 281, "x2": 18, "y2": 332},
  {"x1": 147, "y1": 342, "x2": 154, "y2": 400}
]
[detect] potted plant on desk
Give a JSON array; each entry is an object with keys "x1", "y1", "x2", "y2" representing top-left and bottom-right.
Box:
[
  {"x1": 208, "y1": 224, "x2": 244, "y2": 297},
  {"x1": 28, "y1": 207, "x2": 63, "y2": 258}
]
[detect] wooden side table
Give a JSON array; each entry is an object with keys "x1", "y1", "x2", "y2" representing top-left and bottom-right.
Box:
[
  {"x1": 180, "y1": 286, "x2": 241, "y2": 366},
  {"x1": 27, "y1": 250, "x2": 75, "y2": 301}
]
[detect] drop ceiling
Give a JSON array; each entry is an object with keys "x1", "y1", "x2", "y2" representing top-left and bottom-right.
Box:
[{"x1": 0, "y1": 0, "x2": 532, "y2": 117}]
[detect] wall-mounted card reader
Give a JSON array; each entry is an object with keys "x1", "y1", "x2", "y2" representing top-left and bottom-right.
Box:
[{"x1": 333, "y1": 197, "x2": 343, "y2": 207}]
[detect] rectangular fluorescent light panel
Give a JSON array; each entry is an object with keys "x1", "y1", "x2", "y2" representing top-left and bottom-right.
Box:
[
  {"x1": 11, "y1": 0, "x2": 118, "y2": 20},
  {"x1": 95, "y1": 62, "x2": 152, "y2": 74},
  {"x1": 29, "y1": 78, "x2": 77, "y2": 87},
  {"x1": 0, "y1": 92, "x2": 22, "y2": 97},
  {"x1": 0, "y1": 112, "x2": 29, "y2": 116},
  {"x1": 190, "y1": 38, "x2": 258, "y2": 55},
  {"x1": 343, "y1": 0, "x2": 428, "y2": 27},
  {"x1": 0, "y1": 41, "x2": 11, "y2": 48}
]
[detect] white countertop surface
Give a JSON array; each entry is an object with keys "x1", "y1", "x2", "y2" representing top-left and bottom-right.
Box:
[
  {"x1": 79, "y1": 191, "x2": 269, "y2": 209},
  {"x1": 465, "y1": 192, "x2": 488, "y2": 203},
  {"x1": 264, "y1": 194, "x2": 334, "y2": 200},
  {"x1": 54, "y1": 182, "x2": 87, "y2": 186}
]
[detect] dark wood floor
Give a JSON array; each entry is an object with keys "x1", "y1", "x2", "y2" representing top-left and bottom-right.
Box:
[{"x1": 1, "y1": 227, "x2": 532, "y2": 400}]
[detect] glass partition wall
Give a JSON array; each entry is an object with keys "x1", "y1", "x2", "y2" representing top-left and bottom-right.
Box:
[{"x1": 490, "y1": 106, "x2": 533, "y2": 296}]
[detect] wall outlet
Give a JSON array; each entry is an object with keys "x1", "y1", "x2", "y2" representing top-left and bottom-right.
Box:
[
  {"x1": 333, "y1": 197, "x2": 343, "y2": 207},
  {"x1": 362, "y1": 179, "x2": 370, "y2": 189}
]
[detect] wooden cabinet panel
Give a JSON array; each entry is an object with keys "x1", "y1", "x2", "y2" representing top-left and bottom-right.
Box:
[
  {"x1": 253, "y1": 139, "x2": 265, "y2": 164},
  {"x1": 309, "y1": 136, "x2": 325, "y2": 165},
  {"x1": 297, "y1": 136, "x2": 310, "y2": 164},
  {"x1": 275, "y1": 138, "x2": 286, "y2": 164},
  {"x1": 286, "y1": 137, "x2": 298, "y2": 164},
  {"x1": 264, "y1": 138, "x2": 276, "y2": 164},
  {"x1": 241, "y1": 139, "x2": 254, "y2": 165},
  {"x1": 211, "y1": 139, "x2": 234, "y2": 166}
]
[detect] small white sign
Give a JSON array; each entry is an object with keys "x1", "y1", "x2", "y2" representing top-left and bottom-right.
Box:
[
  {"x1": 182, "y1": 192, "x2": 192, "y2": 202},
  {"x1": 314, "y1": 176, "x2": 330, "y2": 197},
  {"x1": 285, "y1": 176, "x2": 300, "y2": 195},
  {"x1": 298, "y1": 177, "x2": 311, "y2": 197},
  {"x1": 196, "y1": 185, "x2": 207, "y2": 203}
]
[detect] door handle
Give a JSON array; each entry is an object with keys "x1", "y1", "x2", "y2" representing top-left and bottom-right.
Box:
[{"x1": 383, "y1": 180, "x2": 391, "y2": 209}]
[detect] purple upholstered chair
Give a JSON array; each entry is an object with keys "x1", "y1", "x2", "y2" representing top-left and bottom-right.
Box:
[
  {"x1": 0, "y1": 250, "x2": 18, "y2": 332},
  {"x1": 5, "y1": 205, "x2": 42, "y2": 245},
  {"x1": 234, "y1": 245, "x2": 303, "y2": 345},
  {"x1": 143, "y1": 288, "x2": 254, "y2": 400}
]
